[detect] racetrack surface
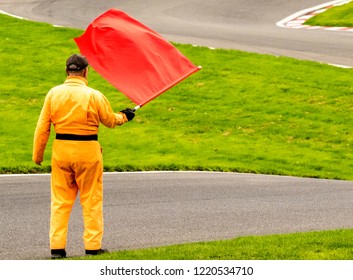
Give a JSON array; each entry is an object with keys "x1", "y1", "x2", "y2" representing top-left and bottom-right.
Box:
[
  {"x1": 2, "y1": 172, "x2": 353, "y2": 260},
  {"x1": 1, "y1": 0, "x2": 353, "y2": 259},
  {"x1": 1, "y1": 0, "x2": 353, "y2": 66}
]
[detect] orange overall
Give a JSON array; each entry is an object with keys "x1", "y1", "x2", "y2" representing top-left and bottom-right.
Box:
[{"x1": 33, "y1": 76, "x2": 128, "y2": 250}]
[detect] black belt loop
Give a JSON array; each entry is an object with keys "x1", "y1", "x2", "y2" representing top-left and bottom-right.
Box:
[{"x1": 56, "y1": 133, "x2": 98, "y2": 141}]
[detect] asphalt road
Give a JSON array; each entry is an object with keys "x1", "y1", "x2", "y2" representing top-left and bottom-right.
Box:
[
  {"x1": 1, "y1": 0, "x2": 352, "y2": 66},
  {"x1": 2, "y1": 172, "x2": 353, "y2": 260},
  {"x1": 1, "y1": 0, "x2": 353, "y2": 260}
]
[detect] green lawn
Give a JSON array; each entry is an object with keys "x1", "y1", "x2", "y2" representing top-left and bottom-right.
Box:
[
  {"x1": 75, "y1": 229, "x2": 353, "y2": 260},
  {"x1": 2, "y1": 13, "x2": 353, "y2": 180},
  {"x1": 305, "y1": 1, "x2": 353, "y2": 27}
]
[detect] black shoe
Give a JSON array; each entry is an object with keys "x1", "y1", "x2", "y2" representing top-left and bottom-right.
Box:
[
  {"x1": 51, "y1": 249, "x2": 67, "y2": 259},
  {"x1": 85, "y1": 248, "x2": 108, "y2": 256}
]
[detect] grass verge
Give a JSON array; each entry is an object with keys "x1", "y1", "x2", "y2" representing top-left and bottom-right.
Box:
[
  {"x1": 305, "y1": 1, "x2": 353, "y2": 27},
  {"x1": 1, "y1": 14, "x2": 353, "y2": 180},
  {"x1": 70, "y1": 229, "x2": 353, "y2": 260}
]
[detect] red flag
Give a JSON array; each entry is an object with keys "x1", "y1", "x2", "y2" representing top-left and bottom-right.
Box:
[{"x1": 74, "y1": 9, "x2": 200, "y2": 107}]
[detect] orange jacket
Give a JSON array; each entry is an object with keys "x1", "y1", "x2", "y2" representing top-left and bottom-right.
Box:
[{"x1": 33, "y1": 76, "x2": 128, "y2": 164}]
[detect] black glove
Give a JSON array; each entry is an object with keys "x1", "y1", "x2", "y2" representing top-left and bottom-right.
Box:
[{"x1": 120, "y1": 108, "x2": 135, "y2": 121}]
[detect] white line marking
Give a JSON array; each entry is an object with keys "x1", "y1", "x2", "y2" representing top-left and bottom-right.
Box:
[
  {"x1": 0, "y1": 170, "x2": 235, "y2": 178},
  {"x1": 0, "y1": 9, "x2": 26, "y2": 20}
]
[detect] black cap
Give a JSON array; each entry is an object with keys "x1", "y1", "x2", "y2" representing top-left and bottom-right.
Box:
[{"x1": 66, "y1": 54, "x2": 89, "y2": 71}]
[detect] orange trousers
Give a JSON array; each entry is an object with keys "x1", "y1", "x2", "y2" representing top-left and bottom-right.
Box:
[{"x1": 50, "y1": 139, "x2": 103, "y2": 250}]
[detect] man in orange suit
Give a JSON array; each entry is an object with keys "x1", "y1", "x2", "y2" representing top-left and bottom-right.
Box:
[{"x1": 33, "y1": 54, "x2": 135, "y2": 259}]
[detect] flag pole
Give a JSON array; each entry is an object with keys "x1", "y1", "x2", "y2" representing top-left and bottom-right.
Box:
[
  {"x1": 132, "y1": 65, "x2": 201, "y2": 112},
  {"x1": 133, "y1": 105, "x2": 141, "y2": 112}
]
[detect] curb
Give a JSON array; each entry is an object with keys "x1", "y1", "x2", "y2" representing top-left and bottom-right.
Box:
[{"x1": 277, "y1": 0, "x2": 353, "y2": 31}]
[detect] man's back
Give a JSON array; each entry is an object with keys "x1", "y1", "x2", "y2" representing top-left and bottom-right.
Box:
[{"x1": 50, "y1": 76, "x2": 100, "y2": 135}]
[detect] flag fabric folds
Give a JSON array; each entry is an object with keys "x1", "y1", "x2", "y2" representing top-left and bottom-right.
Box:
[{"x1": 74, "y1": 9, "x2": 200, "y2": 106}]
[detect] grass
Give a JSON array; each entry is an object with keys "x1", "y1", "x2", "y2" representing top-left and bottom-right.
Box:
[
  {"x1": 72, "y1": 229, "x2": 353, "y2": 260},
  {"x1": 2, "y1": 13, "x2": 353, "y2": 180},
  {"x1": 1, "y1": 6, "x2": 353, "y2": 261},
  {"x1": 305, "y1": 1, "x2": 353, "y2": 27}
]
